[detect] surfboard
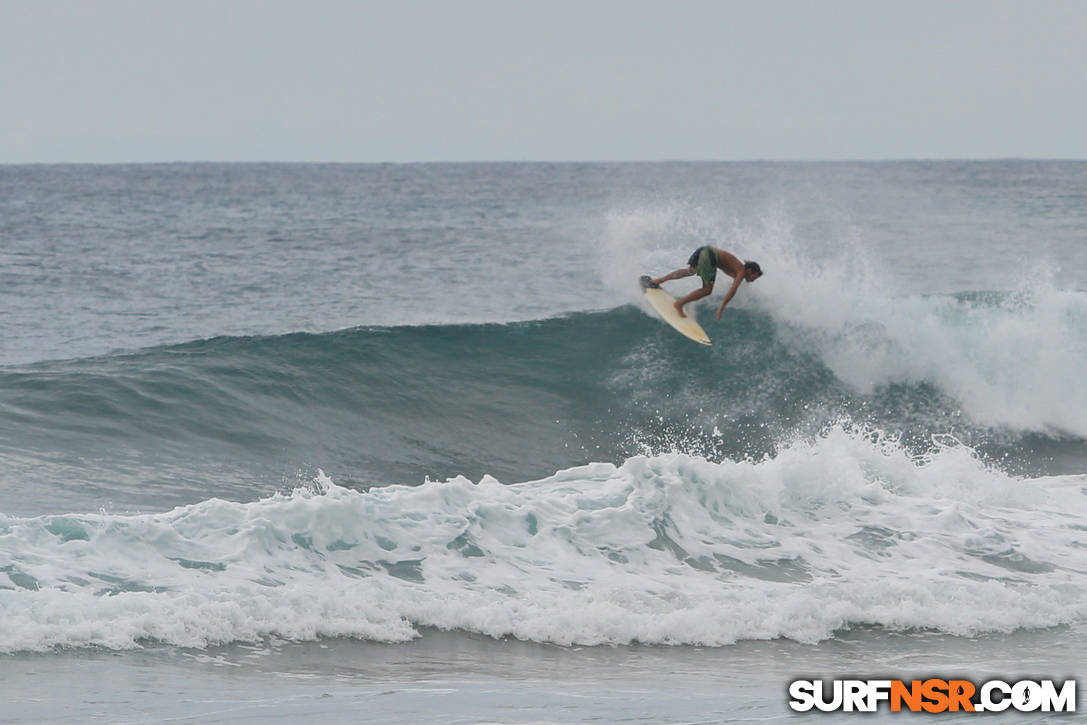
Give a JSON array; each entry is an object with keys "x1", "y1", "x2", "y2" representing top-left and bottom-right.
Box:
[{"x1": 639, "y1": 275, "x2": 712, "y2": 345}]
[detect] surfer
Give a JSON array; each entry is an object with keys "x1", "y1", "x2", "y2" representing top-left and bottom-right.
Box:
[{"x1": 651, "y1": 247, "x2": 762, "y2": 319}]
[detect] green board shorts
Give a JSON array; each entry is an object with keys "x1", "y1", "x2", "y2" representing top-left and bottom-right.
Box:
[{"x1": 687, "y1": 246, "x2": 717, "y2": 287}]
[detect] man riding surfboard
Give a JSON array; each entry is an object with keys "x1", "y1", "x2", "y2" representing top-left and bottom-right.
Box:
[{"x1": 649, "y1": 247, "x2": 763, "y2": 319}]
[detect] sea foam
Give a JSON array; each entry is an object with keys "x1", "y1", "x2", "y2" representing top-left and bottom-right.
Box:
[{"x1": 2, "y1": 425, "x2": 1084, "y2": 652}]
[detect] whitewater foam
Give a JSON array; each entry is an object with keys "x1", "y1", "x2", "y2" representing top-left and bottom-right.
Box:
[
  {"x1": 604, "y1": 204, "x2": 1087, "y2": 437},
  {"x1": 2, "y1": 425, "x2": 1085, "y2": 653},
  {"x1": 758, "y1": 250, "x2": 1087, "y2": 437}
]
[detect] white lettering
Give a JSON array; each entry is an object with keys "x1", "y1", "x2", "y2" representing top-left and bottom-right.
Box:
[
  {"x1": 814, "y1": 680, "x2": 843, "y2": 712},
  {"x1": 843, "y1": 680, "x2": 868, "y2": 712},
  {"x1": 1039, "y1": 679, "x2": 1076, "y2": 712},
  {"x1": 866, "y1": 680, "x2": 892, "y2": 711},
  {"x1": 979, "y1": 680, "x2": 1011, "y2": 712},
  {"x1": 788, "y1": 680, "x2": 816, "y2": 712},
  {"x1": 1013, "y1": 680, "x2": 1043, "y2": 712}
]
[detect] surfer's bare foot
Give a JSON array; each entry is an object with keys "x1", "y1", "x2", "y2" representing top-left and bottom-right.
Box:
[{"x1": 674, "y1": 301, "x2": 687, "y2": 318}]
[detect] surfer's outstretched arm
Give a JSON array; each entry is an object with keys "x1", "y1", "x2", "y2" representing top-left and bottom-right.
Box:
[
  {"x1": 652, "y1": 267, "x2": 695, "y2": 286},
  {"x1": 715, "y1": 275, "x2": 744, "y2": 319}
]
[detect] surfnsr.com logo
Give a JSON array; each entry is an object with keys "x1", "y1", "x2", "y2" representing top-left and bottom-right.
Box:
[{"x1": 788, "y1": 678, "x2": 1076, "y2": 713}]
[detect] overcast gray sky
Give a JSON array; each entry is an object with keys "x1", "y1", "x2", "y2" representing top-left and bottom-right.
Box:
[{"x1": 4, "y1": 0, "x2": 1086, "y2": 162}]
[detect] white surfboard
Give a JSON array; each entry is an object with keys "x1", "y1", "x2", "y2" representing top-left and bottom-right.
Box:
[{"x1": 639, "y1": 276, "x2": 712, "y2": 345}]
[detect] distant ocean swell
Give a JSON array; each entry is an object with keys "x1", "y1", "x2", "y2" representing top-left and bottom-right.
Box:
[{"x1": 2, "y1": 429, "x2": 1086, "y2": 653}]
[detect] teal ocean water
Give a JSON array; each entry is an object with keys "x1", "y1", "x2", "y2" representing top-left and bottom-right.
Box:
[{"x1": 1, "y1": 162, "x2": 1086, "y2": 721}]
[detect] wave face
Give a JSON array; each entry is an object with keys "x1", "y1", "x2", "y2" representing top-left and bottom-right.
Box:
[
  {"x1": 3, "y1": 287, "x2": 1086, "y2": 508},
  {"x1": 3, "y1": 428, "x2": 1086, "y2": 652}
]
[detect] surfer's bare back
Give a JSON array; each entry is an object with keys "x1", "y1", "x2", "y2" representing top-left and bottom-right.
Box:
[{"x1": 652, "y1": 247, "x2": 763, "y2": 319}]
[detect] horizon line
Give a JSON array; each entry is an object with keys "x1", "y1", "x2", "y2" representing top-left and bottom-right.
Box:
[{"x1": 4, "y1": 156, "x2": 1086, "y2": 166}]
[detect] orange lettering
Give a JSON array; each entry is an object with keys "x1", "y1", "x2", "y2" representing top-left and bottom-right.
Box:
[
  {"x1": 947, "y1": 680, "x2": 976, "y2": 712},
  {"x1": 921, "y1": 679, "x2": 949, "y2": 713},
  {"x1": 891, "y1": 680, "x2": 923, "y2": 712}
]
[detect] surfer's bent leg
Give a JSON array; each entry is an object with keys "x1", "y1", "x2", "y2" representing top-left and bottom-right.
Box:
[
  {"x1": 655, "y1": 247, "x2": 717, "y2": 288},
  {"x1": 652, "y1": 267, "x2": 695, "y2": 286},
  {"x1": 674, "y1": 284, "x2": 713, "y2": 318},
  {"x1": 667, "y1": 246, "x2": 718, "y2": 317}
]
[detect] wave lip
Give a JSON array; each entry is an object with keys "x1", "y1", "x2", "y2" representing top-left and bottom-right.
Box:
[
  {"x1": 2, "y1": 425, "x2": 1085, "y2": 652},
  {"x1": 776, "y1": 288, "x2": 1087, "y2": 437}
]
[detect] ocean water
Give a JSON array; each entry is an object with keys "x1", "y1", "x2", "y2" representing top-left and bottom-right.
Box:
[{"x1": 1, "y1": 161, "x2": 1086, "y2": 722}]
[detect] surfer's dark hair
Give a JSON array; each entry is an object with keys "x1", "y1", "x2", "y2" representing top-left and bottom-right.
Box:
[{"x1": 744, "y1": 261, "x2": 762, "y2": 276}]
